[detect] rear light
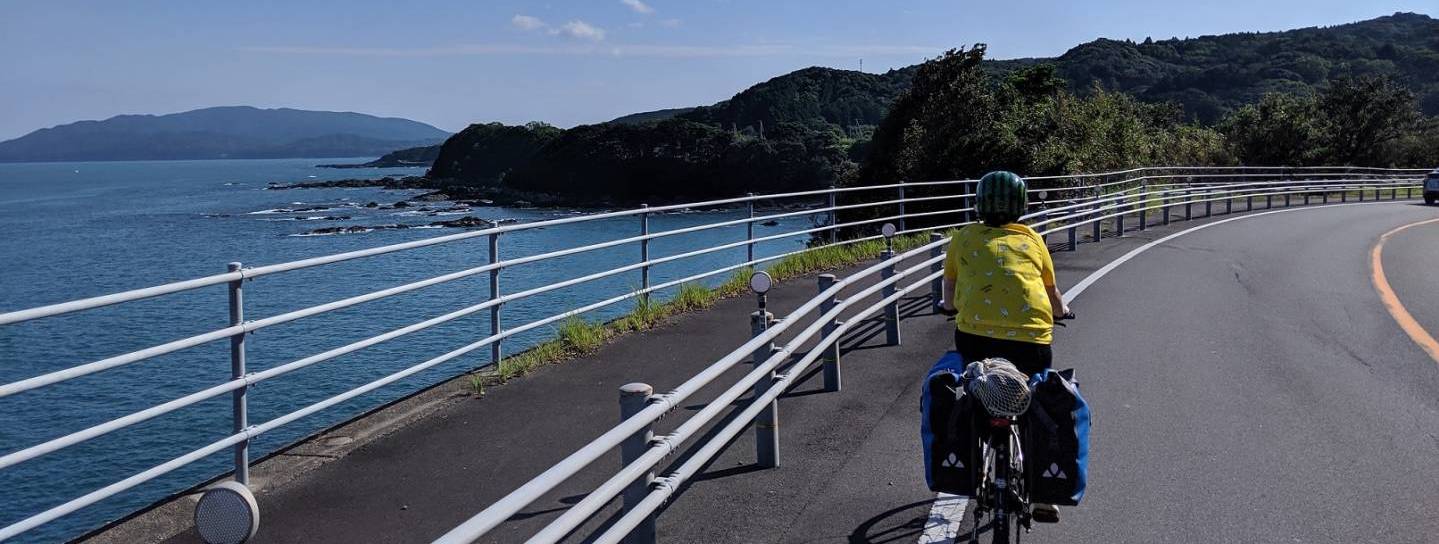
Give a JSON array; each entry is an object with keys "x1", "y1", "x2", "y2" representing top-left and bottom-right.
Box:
[{"x1": 989, "y1": 418, "x2": 1012, "y2": 428}]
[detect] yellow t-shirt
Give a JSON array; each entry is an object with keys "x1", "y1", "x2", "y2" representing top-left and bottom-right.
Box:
[{"x1": 942, "y1": 223, "x2": 1057, "y2": 344}]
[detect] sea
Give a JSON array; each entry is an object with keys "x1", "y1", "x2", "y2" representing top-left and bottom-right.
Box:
[{"x1": 0, "y1": 158, "x2": 814, "y2": 542}]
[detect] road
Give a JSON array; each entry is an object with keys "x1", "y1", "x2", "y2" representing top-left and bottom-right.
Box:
[
  {"x1": 648, "y1": 200, "x2": 1439, "y2": 544},
  {"x1": 153, "y1": 200, "x2": 1439, "y2": 544}
]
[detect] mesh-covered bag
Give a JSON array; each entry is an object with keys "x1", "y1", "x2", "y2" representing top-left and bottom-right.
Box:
[{"x1": 964, "y1": 358, "x2": 1031, "y2": 418}]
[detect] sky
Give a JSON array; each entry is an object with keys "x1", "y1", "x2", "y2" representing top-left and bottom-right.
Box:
[{"x1": 0, "y1": 1, "x2": 1433, "y2": 140}]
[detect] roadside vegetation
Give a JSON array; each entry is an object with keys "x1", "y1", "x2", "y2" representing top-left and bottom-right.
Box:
[{"x1": 466, "y1": 232, "x2": 937, "y2": 393}]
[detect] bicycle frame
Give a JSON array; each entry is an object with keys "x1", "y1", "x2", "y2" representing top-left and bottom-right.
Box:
[{"x1": 971, "y1": 416, "x2": 1031, "y2": 543}]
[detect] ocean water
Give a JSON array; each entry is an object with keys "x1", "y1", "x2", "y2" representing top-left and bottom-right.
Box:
[{"x1": 0, "y1": 159, "x2": 814, "y2": 542}]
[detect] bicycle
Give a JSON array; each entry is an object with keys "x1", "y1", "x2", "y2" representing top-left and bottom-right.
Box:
[
  {"x1": 937, "y1": 309, "x2": 1074, "y2": 544},
  {"x1": 970, "y1": 405, "x2": 1028, "y2": 543}
]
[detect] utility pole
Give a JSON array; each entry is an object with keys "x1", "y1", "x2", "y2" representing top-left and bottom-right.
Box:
[
  {"x1": 859, "y1": 58, "x2": 863, "y2": 72},
  {"x1": 758, "y1": 120, "x2": 764, "y2": 140}
]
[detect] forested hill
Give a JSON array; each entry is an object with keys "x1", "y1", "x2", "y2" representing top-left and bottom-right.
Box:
[
  {"x1": 0, "y1": 106, "x2": 449, "y2": 162},
  {"x1": 422, "y1": 12, "x2": 1438, "y2": 207},
  {"x1": 1045, "y1": 12, "x2": 1439, "y2": 121},
  {"x1": 677, "y1": 67, "x2": 917, "y2": 131},
  {"x1": 626, "y1": 12, "x2": 1439, "y2": 129}
]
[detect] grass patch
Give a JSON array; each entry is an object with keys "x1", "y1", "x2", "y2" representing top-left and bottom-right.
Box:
[
  {"x1": 768, "y1": 232, "x2": 933, "y2": 282},
  {"x1": 670, "y1": 282, "x2": 717, "y2": 312},
  {"x1": 717, "y1": 267, "x2": 753, "y2": 297},
  {"x1": 495, "y1": 338, "x2": 568, "y2": 381},
  {"x1": 557, "y1": 316, "x2": 609, "y2": 354}
]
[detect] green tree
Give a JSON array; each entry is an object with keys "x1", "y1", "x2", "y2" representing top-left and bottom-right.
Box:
[
  {"x1": 1219, "y1": 93, "x2": 1323, "y2": 165},
  {"x1": 1315, "y1": 75, "x2": 1420, "y2": 165}
]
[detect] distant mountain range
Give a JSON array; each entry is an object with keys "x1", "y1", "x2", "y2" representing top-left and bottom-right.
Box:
[{"x1": 0, "y1": 106, "x2": 449, "y2": 162}]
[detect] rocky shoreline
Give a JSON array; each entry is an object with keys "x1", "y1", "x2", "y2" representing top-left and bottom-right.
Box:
[
  {"x1": 298, "y1": 215, "x2": 518, "y2": 236},
  {"x1": 266, "y1": 176, "x2": 796, "y2": 210},
  {"x1": 267, "y1": 176, "x2": 575, "y2": 207}
]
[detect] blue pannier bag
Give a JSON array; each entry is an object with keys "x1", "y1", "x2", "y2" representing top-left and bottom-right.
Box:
[
  {"x1": 1022, "y1": 368, "x2": 1090, "y2": 506},
  {"x1": 921, "y1": 351, "x2": 981, "y2": 496}
]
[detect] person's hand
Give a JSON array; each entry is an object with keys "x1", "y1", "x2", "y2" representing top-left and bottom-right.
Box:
[{"x1": 1053, "y1": 305, "x2": 1074, "y2": 320}]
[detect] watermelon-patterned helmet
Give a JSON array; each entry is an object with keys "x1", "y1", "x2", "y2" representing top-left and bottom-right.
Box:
[{"x1": 976, "y1": 170, "x2": 1028, "y2": 223}]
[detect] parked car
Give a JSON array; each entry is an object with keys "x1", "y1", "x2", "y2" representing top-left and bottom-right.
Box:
[{"x1": 1427, "y1": 169, "x2": 1439, "y2": 205}]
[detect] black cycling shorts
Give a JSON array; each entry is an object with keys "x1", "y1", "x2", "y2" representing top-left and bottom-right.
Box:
[{"x1": 953, "y1": 329, "x2": 1053, "y2": 377}]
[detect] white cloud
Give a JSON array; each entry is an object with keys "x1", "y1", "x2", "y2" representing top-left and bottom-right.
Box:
[
  {"x1": 659, "y1": 18, "x2": 681, "y2": 28},
  {"x1": 553, "y1": 20, "x2": 606, "y2": 41},
  {"x1": 620, "y1": 0, "x2": 654, "y2": 14},
  {"x1": 511, "y1": 14, "x2": 547, "y2": 31}
]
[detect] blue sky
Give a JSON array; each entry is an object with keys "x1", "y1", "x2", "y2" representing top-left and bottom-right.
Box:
[{"x1": 0, "y1": 1, "x2": 1432, "y2": 140}]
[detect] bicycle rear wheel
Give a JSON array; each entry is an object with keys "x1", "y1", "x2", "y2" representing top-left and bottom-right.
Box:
[{"x1": 991, "y1": 515, "x2": 1011, "y2": 544}]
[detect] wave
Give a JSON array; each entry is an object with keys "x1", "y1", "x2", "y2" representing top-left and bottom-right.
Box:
[
  {"x1": 248, "y1": 205, "x2": 345, "y2": 215},
  {"x1": 259, "y1": 215, "x2": 352, "y2": 222}
]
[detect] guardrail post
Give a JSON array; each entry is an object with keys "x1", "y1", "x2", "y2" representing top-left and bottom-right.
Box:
[
  {"x1": 1341, "y1": 187, "x2": 1347, "y2": 202},
  {"x1": 1116, "y1": 203, "x2": 1126, "y2": 237},
  {"x1": 1204, "y1": 194, "x2": 1212, "y2": 218},
  {"x1": 746, "y1": 193, "x2": 756, "y2": 264},
  {"x1": 1091, "y1": 201, "x2": 1101, "y2": 242},
  {"x1": 1138, "y1": 190, "x2": 1148, "y2": 231},
  {"x1": 639, "y1": 204, "x2": 650, "y2": 292},
  {"x1": 226, "y1": 262, "x2": 249, "y2": 486},
  {"x1": 1067, "y1": 222, "x2": 1077, "y2": 251},
  {"x1": 1285, "y1": 191, "x2": 1292, "y2": 207},
  {"x1": 1224, "y1": 193, "x2": 1233, "y2": 214},
  {"x1": 1184, "y1": 190, "x2": 1193, "y2": 220},
  {"x1": 1247, "y1": 194, "x2": 1253, "y2": 211},
  {"x1": 1359, "y1": 187, "x2": 1365, "y2": 201},
  {"x1": 1304, "y1": 191, "x2": 1311, "y2": 206},
  {"x1": 880, "y1": 248, "x2": 901, "y2": 346},
  {"x1": 827, "y1": 185, "x2": 838, "y2": 245},
  {"x1": 618, "y1": 383, "x2": 656, "y2": 544},
  {"x1": 1162, "y1": 194, "x2": 1171, "y2": 225},
  {"x1": 819, "y1": 274, "x2": 841, "y2": 392},
  {"x1": 1266, "y1": 193, "x2": 1273, "y2": 209},
  {"x1": 929, "y1": 232, "x2": 944, "y2": 307},
  {"x1": 1322, "y1": 188, "x2": 1329, "y2": 204},
  {"x1": 897, "y1": 181, "x2": 907, "y2": 232},
  {"x1": 489, "y1": 233, "x2": 502, "y2": 365},
  {"x1": 750, "y1": 311, "x2": 779, "y2": 468}
]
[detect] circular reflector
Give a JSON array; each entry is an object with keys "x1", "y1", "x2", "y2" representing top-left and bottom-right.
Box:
[
  {"x1": 881, "y1": 223, "x2": 897, "y2": 238},
  {"x1": 749, "y1": 271, "x2": 773, "y2": 294},
  {"x1": 195, "y1": 481, "x2": 258, "y2": 544}
]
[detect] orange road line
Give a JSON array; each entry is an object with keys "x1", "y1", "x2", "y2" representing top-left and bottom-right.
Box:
[{"x1": 1370, "y1": 217, "x2": 1439, "y2": 364}]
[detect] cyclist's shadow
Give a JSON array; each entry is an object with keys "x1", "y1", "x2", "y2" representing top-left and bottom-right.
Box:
[{"x1": 848, "y1": 498, "x2": 997, "y2": 543}]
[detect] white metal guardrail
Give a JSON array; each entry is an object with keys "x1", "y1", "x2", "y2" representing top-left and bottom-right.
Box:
[{"x1": 0, "y1": 165, "x2": 1427, "y2": 541}]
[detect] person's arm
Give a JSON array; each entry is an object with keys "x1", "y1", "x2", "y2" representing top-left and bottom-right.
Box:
[
  {"x1": 941, "y1": 233, "x2": 960, "y2": 312},
  {"x1": 1046, "y1": 283, "x2": 1070, "y2": 318},
  {"x1": 942, "y1": 277, "x2": 957, "y2": 312},
  {"x1": 1035, "y1": 232, "x2": 1070, "y2": 318}
]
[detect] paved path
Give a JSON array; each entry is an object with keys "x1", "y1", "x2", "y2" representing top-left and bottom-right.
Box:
[{"x1": 164, "y1": 200, "x2": 1439, "y2": 543}]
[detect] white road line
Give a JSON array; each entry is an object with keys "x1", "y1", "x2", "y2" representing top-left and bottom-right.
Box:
[
  {"x1": 918, "y1": 493, "x2": 968, "y2": 543},
  {"x1": 918, "y1": 200, "x2": 1404, "y2": 543},
  {"x1": 1063, "y1": 200, "x2": 1401, "y2": 304}
]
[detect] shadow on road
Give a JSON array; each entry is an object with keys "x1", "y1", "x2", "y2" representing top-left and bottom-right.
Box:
[{"x1": 846, "y1": 499, "x2": 932, "y2": 543}]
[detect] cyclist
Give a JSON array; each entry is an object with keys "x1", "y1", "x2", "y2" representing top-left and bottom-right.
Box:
[{"x1": 940, "y1": 170, "x2": 1070, "y2": 523}]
